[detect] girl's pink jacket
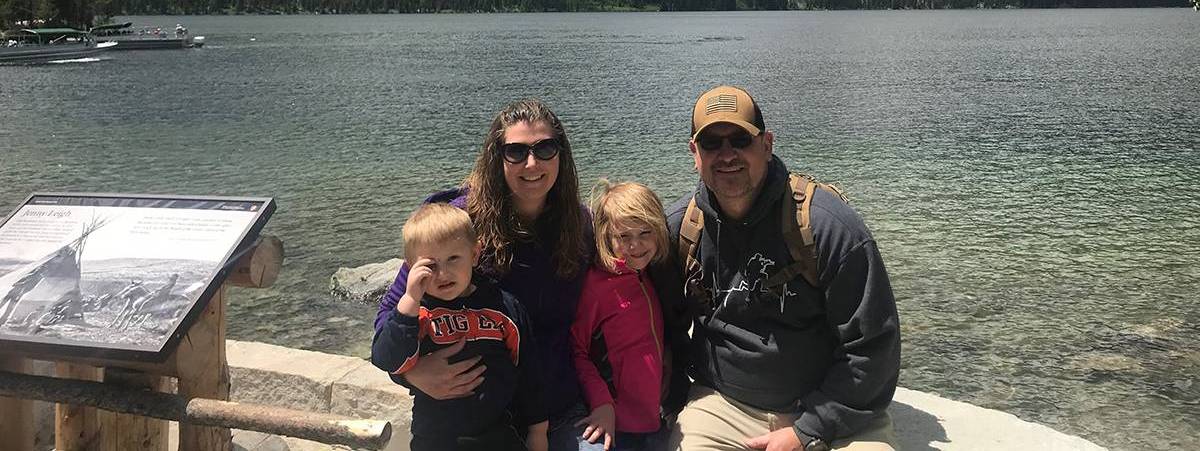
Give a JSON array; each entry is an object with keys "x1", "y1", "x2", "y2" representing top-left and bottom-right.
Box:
[{"x1": 570, "y1": 260, "x2": 665, "y2": 433}]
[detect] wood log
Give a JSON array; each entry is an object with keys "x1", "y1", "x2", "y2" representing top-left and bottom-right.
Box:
[
  {"x1": 98, "y1": 369, "x2": 168, "y2": 451},
  {"x1": 0, "y1": 356, "x2": 34, "y2": 451},
  {"x1": 55, "y1": 363, "x2": 102, "y2": 451},
  {"x1": 227, "y1": 234, "x2": 283, "y2": 289},
  {"x1": 174, "y1": 284, "x2": 231, "y2": 451},
  {"x1": 0, "y1": 370, "x2": 392, "y2": 449}
]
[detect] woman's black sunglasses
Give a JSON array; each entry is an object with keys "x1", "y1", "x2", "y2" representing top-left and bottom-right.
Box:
[
  {"x1": 696, "y1": 130, "x2": 755, "y2": 152},
  {"x1": 500, "y1": 139, "x2": 561, "y2": 164}
]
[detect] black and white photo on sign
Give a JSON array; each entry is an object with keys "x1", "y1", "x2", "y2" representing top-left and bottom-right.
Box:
[{"x1": 0, "y1": 202, "x2": 261, "y2": 353}]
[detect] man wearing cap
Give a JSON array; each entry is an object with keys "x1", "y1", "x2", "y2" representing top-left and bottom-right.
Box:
[{"x1": 665, "y1": 86, "x2": 900, "y2": 451}]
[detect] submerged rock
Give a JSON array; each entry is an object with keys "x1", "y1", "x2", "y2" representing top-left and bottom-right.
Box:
[
  {"x1": 1069, "y1": 352, "x2": 1142, "y2": 373},
  {"x1": 329, "y1": 258, "x2": 403, "y2": 304}
]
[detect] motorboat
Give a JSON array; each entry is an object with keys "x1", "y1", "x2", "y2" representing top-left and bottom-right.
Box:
[
  {"x1": 0, "y1": 28, "x2": 117, "y2": 64},
  {"x1": 90, "y1": 22, "x2": 204, "y2": 50}
]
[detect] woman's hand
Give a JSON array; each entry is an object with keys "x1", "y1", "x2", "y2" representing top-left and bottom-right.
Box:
[
  {"x1": 574, "y1": 403, "x2": 615, "y2": 450},
  {"x1": 403, "y1": 338, "x2": 486, "y2": 400}
]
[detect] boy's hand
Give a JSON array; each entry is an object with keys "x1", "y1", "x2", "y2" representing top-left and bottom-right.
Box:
[
  {"x1": 405, "y1": 257, "x2": 437, "y2": 301},
  {"x1": 574, "y1": 404, "x2": 615, "y2": 450},
  {"x1": 395, "y1": 258, "x2": 435, "y2": 317},
  {"x1": 525, "y1": 420, "x2": 549, "y2": 451}
]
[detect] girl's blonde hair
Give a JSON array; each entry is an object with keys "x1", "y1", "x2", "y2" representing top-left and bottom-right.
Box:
[
  {"x1": 589, "y1": 179, "x2": 669, "y2": 272},
  {"x1": 402, "y1": 203, "x2": 476, "y2": 264}
]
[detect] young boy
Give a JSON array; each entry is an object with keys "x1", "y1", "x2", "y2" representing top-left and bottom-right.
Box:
[{"x1": 371, "y1": 203, "x2": 548, "y2": 451}]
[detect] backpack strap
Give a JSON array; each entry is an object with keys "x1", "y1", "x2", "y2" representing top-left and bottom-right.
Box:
[
  {"x1": 681, "y1": 174, "x2": 846, "y2": 298},
  {"x1": 763, "y1": 173, "x2": 846, "y2": 290},
  {"x1": 678, "y1": 196, "x2": 710, "y2": 304},
  {"x1": 679, "y1": 196, "x2": 703, "y2": 273}
]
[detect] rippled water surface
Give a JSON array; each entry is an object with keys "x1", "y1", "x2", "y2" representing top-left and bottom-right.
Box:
[{"x1": 2, "y1": 9, "x2": 1198, "y2": 449}]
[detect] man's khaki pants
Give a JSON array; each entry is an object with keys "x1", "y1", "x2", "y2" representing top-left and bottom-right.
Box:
[{"x1": 668, "y1": 385, "x2": 897, "y2": 451}]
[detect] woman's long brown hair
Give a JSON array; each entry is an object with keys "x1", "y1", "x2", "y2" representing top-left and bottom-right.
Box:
[{"x1": 465, "y1": 99, "x2": 585, "y2": 280}]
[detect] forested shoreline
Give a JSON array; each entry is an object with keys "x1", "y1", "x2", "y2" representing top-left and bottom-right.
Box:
[{"x1": 1, "y1": 0, "x2": 1192, "y2": 36}]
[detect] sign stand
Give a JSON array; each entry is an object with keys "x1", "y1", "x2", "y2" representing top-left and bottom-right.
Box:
[
  {"x1": 0, "y1": 235, "x2": 282, "y2": 451},
  {"x1": 173, "y1": 282, "x2": 230, "y2": 451},
  {"x1": 55, "y1": 363, "x2": 102, "y2": 449},
  {"x1": 0, "y1": 356, "x2": 34, "y2": 450}
]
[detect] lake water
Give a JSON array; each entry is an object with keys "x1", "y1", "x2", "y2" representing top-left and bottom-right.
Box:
[{"x1": 2, "y1": 9, "x2": 1198, "y2": 449}]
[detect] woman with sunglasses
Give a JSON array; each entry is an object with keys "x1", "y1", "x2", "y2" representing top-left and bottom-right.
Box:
[{"x1": 375, "y1": 99, "x2": 602, "y2": 451}]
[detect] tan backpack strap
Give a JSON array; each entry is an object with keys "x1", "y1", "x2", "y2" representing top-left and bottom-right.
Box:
[
  {"x1": 767, "y1": 173, "x2": 823, "y2": 289},
  {"x1": 799, "y1": 176, "x2": 819, "y2": 248},
  {"x1": 678, "y1": 196, "x2": 710, "y2": 303},
  {"x1": 816, "y1": 181, "x2": 849, "y2": 204},
  {"x1": 782, "y1": 174, "x2": 811, "y2": 261},
  {"x1": 679, "y1": 196, "x2": 703, "y2": 275}
]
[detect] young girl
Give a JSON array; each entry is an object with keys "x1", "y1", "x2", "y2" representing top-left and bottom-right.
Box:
[{"x1": 570, "y1": 180, "x2": 671, "y2": 451}]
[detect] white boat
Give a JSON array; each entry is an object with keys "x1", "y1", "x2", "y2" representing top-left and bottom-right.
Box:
[
  {"x1": 90, "y1": 22, "x2": 204, "y2": 50},
  {"x1": 0, "y1": 28, "x2": 116, "y2": 64}
]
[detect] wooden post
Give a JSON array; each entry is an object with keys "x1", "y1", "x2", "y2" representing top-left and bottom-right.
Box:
[
  {"x1": 228, "y1": 235, "x2": 283, "y2": 289},
  {"x1": 174, "y1": 284, "x2": 231, "y2": 451},
  {"x1": 98, "y1": 369, "x2": 168, "y2": 451},
  {"x1": 55, "y1": 363, "x2": 103, "y2": 451},
  {"x1": 0, "y1": 356, "x2": 34, "y2": 451}
]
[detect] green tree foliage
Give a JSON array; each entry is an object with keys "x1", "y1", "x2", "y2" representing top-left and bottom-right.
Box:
[
  {"x1": 1, "y1": 0, "x2": 103, "y2": 29},
  {"x1": 2, "y1": 0, "x2": 1190, "y2": 32},
  {"x1": 96, "y1": 0, "x2": 1186, "y2": 13}
]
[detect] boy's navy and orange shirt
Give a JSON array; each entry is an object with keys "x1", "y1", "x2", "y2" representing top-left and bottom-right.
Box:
[{"x1": 370, "y1": 276, "x2": 546, "y2": 439}]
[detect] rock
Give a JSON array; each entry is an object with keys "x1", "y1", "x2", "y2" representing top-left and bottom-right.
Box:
[
  {"x1": 232, "y1": 430, "x2": 288, "y2": 451},
  {"x1": 331, "y1": 363, "x2": 414, "y2": 451},
  {"x1": 1068, "y1": 352, "x2": 1142, "y2": 372},
  {"x1": 226, "y1": 341, "x2": 365, "y2": 413},
  {"x1": 890, "y1": 387, "x2": 1107, "y2": 450},
  {"x1": 330, "y1": 258, "x2": 404, "y2": 304}
]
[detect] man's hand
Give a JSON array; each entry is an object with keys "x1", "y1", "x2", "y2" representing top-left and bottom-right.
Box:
[
  {"x1": 574, "y1": 403, "x2": 615, "y2": 450},
  {"x1": 402, "y1": 338, "x2": 485, "y2": 400},
  {"x1": 525, "y1": 420, "x2": 549, "y2": 451},
  {"x1": 744, "y1": 427, "x2": 803, "y2": 451}
]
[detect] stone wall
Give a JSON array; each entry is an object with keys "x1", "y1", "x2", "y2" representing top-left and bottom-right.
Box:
[{"x1": 21, "y1": 341, "x2": 1106, "y2": 450}]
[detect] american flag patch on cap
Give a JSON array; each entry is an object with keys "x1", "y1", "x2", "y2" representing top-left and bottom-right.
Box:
[{"x1": 705, "y1": 94, "x2": 738, "y2": 115}]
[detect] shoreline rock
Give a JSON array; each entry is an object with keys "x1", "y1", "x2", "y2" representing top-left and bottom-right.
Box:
[{"x1": 329, "y1": 258, "x2": 403, "y2": 304}]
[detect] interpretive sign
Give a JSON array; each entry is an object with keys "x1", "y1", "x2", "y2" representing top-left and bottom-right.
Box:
[{"x1": 0, "y1": 193, "x2": 275, "y2": 361}]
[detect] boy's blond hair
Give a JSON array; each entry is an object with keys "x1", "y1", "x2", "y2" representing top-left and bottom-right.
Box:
[
  {"x1": 402, "y1": 203, "x2": 477, "y2": 263},
  {"x1": 590, "y1": 179, "x2": 669, "y2": 273}
]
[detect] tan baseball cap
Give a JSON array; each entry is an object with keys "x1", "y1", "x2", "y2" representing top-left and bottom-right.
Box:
[{"x1": 691, "y1": 85, "x2": 765, "y2": 140}]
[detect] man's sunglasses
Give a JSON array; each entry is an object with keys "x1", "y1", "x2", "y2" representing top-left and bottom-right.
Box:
[
  {"x1": 696, "y1": 130, "x2": 756, "y2": 152},
  {"x1": 500, "y1": 139, "x2": 561, "y2": 164}
]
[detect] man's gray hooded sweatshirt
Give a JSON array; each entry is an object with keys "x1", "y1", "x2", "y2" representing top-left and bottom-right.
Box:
[{"x1": 666, "y1": 155, "x2": 900, "y2": 441}]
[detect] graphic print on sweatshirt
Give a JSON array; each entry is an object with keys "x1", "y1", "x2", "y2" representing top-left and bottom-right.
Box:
[
  {"x1": 711, "y1": 253, "x2": 798, "y2": 314},
  {"x1": 395, "y1": 306, "x2": 520, "y2": 374}
]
